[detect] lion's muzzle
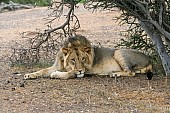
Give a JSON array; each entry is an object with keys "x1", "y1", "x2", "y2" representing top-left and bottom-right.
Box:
[{"x1": 75, "y1": 70, "x2": 85, "y2": 78}]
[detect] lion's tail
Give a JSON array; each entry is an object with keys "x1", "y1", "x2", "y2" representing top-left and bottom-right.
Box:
[{"x1": 146, "y1": 70, "x2": 153, "y2": 80}]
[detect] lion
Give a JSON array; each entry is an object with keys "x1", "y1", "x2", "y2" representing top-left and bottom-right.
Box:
[{"x1": 24, "y1": 35, "x2": 152, "y2": 79}]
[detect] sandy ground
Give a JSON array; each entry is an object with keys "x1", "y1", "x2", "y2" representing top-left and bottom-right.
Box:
[{"x1": 0, "y1": 5, "x2": 170, "y2": 113}]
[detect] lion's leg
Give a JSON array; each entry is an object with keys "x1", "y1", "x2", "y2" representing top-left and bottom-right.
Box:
[
  {"x1": 114, "y1": 50, "x2": 135, "y2": 76},
  {"x1": 115, "y1": 58, "x2": 132, "y2": 74},
  {"x1": 110, "y1": 64, "x2": 152, "y2": 77},
  {"x1": 24, "y1": 66, "x2": 57, "y2": 79},
  {"x1": 24, "y1": 54, "x2": 66, "y2": 79},
  {"x1": 110, "y1": 71, "x2": 135, "y2": 77},
  {"x1": 50, "y1": 70, "x2": 76, "y2": 79},
  {"x1": 135, "y1": 64, "x2": 153, "y2": 74}
]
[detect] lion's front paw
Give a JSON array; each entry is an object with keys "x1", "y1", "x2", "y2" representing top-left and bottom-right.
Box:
[
  {"x1": 50, "y1": 71, "x2": 76, "y2": 79},
  {"x1": 24, "y1": 73, "x2": 37, "y2": 80},
  {"x1": 50, "y1": 72, "x2": 59, "y2": 79},
  {"x1": 50, "y1": 71, "x2": 69, "y2": 79},
  {"x1": 110, "y1": 73, "x2": 121, "y2": 78}
]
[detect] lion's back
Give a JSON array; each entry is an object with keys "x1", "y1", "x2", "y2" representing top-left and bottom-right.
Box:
[
  {"x1": 114, "y1": 49, "x2": 150, "y2": 68},
  {"x1": 93, "y1": 47, "x2": 116, "y2": 65}
]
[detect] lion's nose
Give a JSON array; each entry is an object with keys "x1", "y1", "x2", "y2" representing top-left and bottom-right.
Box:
[
  {"x1": 76, "y1": 69, "x2": 85, "y2": 74},
  {"x1": 77, "y1": 70, "x2": 82, "y2": 74},
  {"x1": 76, "y1": 70, "x2": 85, "y2": 78}
]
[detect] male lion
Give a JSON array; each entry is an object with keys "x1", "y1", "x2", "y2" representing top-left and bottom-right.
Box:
[{"x1": 24, "y1": 35, "x2": 152, "y2": 79}]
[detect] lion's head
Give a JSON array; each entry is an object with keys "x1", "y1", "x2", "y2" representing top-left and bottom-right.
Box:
[{"x1": 61, "y1": 35, "x2": 94, "y2": 78}]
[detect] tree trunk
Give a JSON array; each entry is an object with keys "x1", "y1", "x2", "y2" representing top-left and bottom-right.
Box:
[{"x1": 139, "y1": 20, "x2": 170, "y2": 76}]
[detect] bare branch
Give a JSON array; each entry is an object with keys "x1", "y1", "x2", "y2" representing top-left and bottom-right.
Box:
[
  {"x1": 149, "y1": 18, "x2": 170, "y2": 40},
  {"x1": 135, "y1": 0, "x2": 147, "y2": 13},
  {"x1": 47, "y1": 3, "x2": 75, "y2": 34},
  {"x1": 163, "y1": 21, "x2": 170, "y2": 31},
  {"x1": 158, "y1": 0, "x2": 164, "y2": 26}
]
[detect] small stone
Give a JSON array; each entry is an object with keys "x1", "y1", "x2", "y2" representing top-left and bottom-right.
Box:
[
  {"x1": 20, "y1": 83, "x2": 25, "y2": 87},
  {"x1": 11, "y1": 87, "x2": 15, "y2": 91}
]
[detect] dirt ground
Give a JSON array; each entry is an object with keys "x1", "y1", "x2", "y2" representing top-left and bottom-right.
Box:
[{"x1": 0, "y1": 5, "x2": 170, "y2": 113}]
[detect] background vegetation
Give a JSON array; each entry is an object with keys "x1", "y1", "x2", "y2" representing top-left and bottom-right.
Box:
[{"x1": 0, "y1": 0, "x2": 51, "y2": 6}]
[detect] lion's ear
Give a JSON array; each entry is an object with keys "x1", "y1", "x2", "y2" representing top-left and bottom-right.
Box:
[
  {"x1": 62, "y1": 47, "x2": 70, "y2": 56},
  {"x1": 84, "y1": 47, "x2": 91, "y2": 54}
]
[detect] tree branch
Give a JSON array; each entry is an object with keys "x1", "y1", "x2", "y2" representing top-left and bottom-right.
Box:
[
  {"x1": 47, "y1": 2, "x2": 75, "y2": 34},
  {"x1": 148, "y1": 18, "x2": 170, "y2": 40},
  {"x1": 158, "y1": 0, "x2": 164, "y2": 26}
]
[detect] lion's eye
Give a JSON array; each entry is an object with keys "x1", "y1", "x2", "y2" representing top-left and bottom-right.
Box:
[
  {"x1": 70, "y1": 59, "x2": 75, "y2": 64},
  {"x1": 82, "y1": 57, "x2": 86, "y2": 62}
]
